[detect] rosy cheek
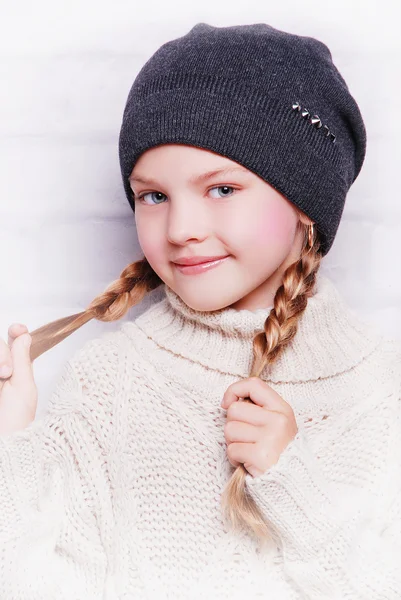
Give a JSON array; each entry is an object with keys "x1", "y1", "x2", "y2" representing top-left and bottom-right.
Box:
[
  {"x1": 140, "y1": 239, "x2": 161, "y2": 265},
  {"x1": 136, "y1": 223, "x2": 161, "y2": 263},
  {"x1": 254, "y1": 205, "x2": 295, "y2": 247}
]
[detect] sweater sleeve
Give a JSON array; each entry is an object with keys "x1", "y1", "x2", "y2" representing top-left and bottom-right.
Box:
[
  {"x1": 244, "y1": 396, "x2": 401, "y2": 600},
  {"x1": 0, "y1": 359, "x2": 114, "y2": 600}
]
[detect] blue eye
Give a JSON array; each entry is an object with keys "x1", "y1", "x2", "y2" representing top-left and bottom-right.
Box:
[
  {"x1": 135, "y1": 185, "x2": 237, "y2": 206},
  {"x1": 209, "y1": 186, "x2": 235, "y2": 198},
  {"x1": 136, "y1": 191, "x2": 167, "y2": 205}
]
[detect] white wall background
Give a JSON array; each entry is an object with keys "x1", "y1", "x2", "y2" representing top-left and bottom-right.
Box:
[{"x1": 0, "y1": 1, "x2": 400, "y2": 418}]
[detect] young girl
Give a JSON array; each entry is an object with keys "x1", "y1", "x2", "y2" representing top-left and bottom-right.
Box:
[{"x1": 0, "y1": 21, "x2": 400, "y2": 600}]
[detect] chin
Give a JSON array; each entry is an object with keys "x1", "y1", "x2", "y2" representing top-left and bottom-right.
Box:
[
  {"x1": 189, "y1": 302, "x2": 227, "y2": 313},
  {"x1": 178, "y1": 290, "x2": 239, "y2": 313}
]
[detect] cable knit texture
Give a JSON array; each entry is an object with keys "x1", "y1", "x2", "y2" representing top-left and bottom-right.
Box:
[{"x1": 1, "y1": 273, "x2": 401, "y2": 599}]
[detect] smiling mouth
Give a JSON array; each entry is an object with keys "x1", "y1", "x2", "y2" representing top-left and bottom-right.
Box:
[
  {"x1": 173, "y1": 256, "x2": 230, "y2": 274},
  {"x1": 173, "y1": 255, "x2": 229, "y2": 266}
]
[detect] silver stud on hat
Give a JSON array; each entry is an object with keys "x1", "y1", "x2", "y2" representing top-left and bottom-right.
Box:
[
  {"x1": 291, "y1": 101, "x2": 336, "y2": 142},
  {"x1": 310, "y1": 115, "x2": 322, "y2": 128}
]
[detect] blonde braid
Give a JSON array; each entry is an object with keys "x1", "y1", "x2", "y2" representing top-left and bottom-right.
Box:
[
  {"x1": 220, "y1": 221, "x2": 323, "y2": 548},
  {"x1": 28, "y1": 257, "x2": 162, "y2": 362}
]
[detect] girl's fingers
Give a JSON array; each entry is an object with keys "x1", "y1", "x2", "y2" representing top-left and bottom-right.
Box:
[
  {"x1": 9, "y1": 333, "x2": 33, "y2": 388},
  {"x1": 222, "y1": 377, "x2": 292, "y2": 415},
  {"x1": 8, "y1": 323, "x2": 28, "y2": 348},
  {"x1": 224, "y1": 420, "x2": 260, "y2": 444},
  {"x1": 227, "y1": 441, "x2": 264, "y2": 471},
  {"x1": 0, "y1": 337, "x2": 12, "y2": 379},
  {"x1": 225, "y1": 400, "x2": 269, "y2": 426}
]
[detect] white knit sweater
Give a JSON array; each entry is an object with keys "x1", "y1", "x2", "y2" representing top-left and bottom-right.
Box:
[{"x1": 1, "y1": 273, "x2": 401, "y2": 600}]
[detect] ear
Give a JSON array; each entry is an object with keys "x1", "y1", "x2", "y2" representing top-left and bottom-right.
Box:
[{"x1": 299, "y1": 214, "x2": 315, "y2": 227}]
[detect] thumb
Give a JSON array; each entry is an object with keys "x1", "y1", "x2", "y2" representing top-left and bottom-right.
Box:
[{"x1": 10, "y1": 333, "x2": 34, "y2": 388}]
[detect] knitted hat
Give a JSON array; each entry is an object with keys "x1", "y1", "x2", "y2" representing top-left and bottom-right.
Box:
[{"x1": 118, "y1": 22, "x2": 367, "y2": 257}]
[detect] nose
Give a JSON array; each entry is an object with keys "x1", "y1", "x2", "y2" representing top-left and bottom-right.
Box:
[{"x1": 166, "y1": 196, "x2": 209, "y2": 245}]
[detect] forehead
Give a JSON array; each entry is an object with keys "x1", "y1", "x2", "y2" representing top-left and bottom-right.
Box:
[{"x1": 130, "y1": 144, "x2": 254, "y2": 181}]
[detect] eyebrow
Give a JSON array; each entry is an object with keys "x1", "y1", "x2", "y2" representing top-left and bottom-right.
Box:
[{"x1": 129, "y1": 166, "x2": 250, "y2": 186}]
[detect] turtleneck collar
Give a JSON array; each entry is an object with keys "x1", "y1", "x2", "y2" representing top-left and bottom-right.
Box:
[{"x1": 124, "y1": 272, "x2": 384, "y2": 383}]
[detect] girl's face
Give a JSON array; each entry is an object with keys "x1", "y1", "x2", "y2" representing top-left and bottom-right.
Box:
[{"x1": 130, "y1": 144, "x2": 312, "y2": 312}]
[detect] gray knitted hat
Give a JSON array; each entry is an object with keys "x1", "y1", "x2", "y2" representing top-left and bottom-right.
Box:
[{"x1": 118, "y1": 22, "x2": 367, "y2": 257}]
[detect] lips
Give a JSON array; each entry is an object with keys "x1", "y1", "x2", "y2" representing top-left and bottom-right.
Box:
[
  {"x1": 173, "y1": 255, "x2": 230, "y2": 275},
  {"x1": 173, "y1": 255, "x2": 229, "y2": 266}
]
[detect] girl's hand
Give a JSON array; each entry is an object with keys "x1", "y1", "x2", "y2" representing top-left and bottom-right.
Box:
[
  {"x1": 0, "y1": 323, "x2": 38, "y2": 435},
  {"x1": 221, "y1": 377, "x2": 298, "y2": 478}
]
